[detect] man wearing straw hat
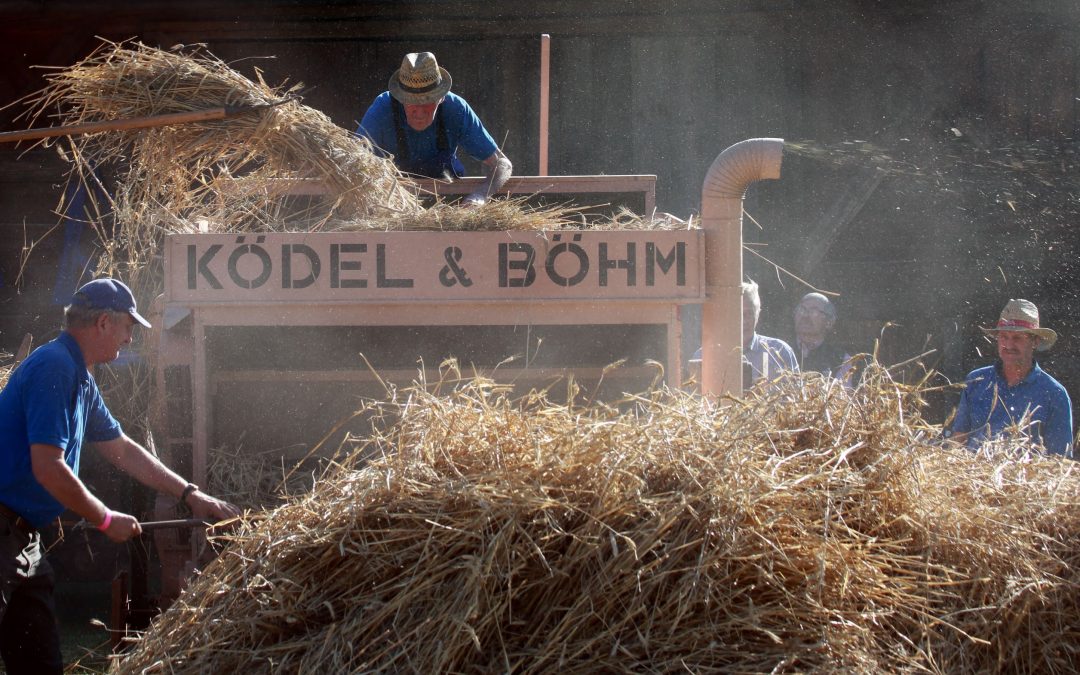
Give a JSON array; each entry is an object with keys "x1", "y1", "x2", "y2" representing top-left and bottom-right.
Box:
[
  {"x1": 949, "y1": 299, "x2": 1073, "y2": 458},
  {"x1": 0, "y1": 278, "x2": 240, "y2": 672},
  {"x1": 357, "y1": 51, "x2": 513, "y2": 205}
]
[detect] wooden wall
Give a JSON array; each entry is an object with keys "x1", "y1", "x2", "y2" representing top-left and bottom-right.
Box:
[{"x1": 1, "y1": 0, "x2": 1079, "y2": 421}]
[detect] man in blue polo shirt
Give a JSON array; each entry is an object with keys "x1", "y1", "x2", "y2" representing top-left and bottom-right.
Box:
[
  {"x1": 357, "y1": 51, "x2": 513, "y2": 205},
  {"x1": 0, "y1": 278, "x2": 239, "y2": 673},
  {"x1": 949, "y1": 299, "x2": 1073, "y2": 457}
]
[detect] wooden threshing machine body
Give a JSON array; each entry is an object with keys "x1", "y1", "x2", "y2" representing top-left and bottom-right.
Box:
[{"x1": 150, "y1": 175, "x2": 710, "y2": 596}]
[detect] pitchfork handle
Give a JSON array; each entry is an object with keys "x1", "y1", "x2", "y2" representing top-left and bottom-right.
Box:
[
  {"x1": 0, "y1": 104, "x2": 265, "y2": 144},
  {"x1": 138, "y1": 518, "x2": 211, "y2": 532}
]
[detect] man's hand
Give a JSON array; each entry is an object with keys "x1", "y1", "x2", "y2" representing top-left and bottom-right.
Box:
[
  {"x1": 463, "y1": 152, "x2": 511, "y2": 208},
  {"x1": 100, "y1": 511, "x2": 142, "y2": 543},
  {"x1": 187, "y1": 490, "x2": 241, "y2": 523}
]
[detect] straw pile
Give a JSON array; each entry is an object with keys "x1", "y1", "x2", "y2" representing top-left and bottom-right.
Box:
[
  {"x1": 113, "y1": 365, "x2": 1080, "y2": 674},
  {"x1": 0, "y1": 354, "x2": 12, "y2": 389},
  {"x1": 207, "y1": 442, "x2": 322, "y2": 511},
  {"x1": 21, "y1": 40, "x2": 416, "y2": 293}
]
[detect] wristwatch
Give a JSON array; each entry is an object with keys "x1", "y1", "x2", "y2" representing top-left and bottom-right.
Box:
[{"x1": 180, "y1": 483, "x2": 200, "y2": 506}]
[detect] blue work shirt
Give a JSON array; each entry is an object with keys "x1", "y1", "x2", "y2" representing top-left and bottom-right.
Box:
[
  {"x1": 0, "y1": 332, "x2": 122, "y2": 527},
  {"x1": 951, "y1": 362, "x2": 1073, "y2": 457},
  {"x1": 356, "y1": 91, "x2": 498, "y2": 178},
  {"x1": 691, "y1": 333, "x2": 801, "y2": 383},
  {"x1": 744, "y1": 334, "x2": 800, "y2": 381}
]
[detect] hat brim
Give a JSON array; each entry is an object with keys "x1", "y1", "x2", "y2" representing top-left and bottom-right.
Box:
[
  {"x1": 980, "y1": 325, "x2": 1057, "y2": 351},
  {"x1": 130, "y1": 309, "x2": 152, "y2": 328},
  {"x1": 388, "y1": 67, "x2": 452, "y2": 105}
]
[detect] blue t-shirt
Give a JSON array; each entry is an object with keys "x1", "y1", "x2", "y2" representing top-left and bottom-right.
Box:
[
  {"x1": 356, "y1": 91, "x2": 498, "y2": 178},
  {"x1": 0, "y1": 332, "x2": 122, "y2": 527},
  {"x1": 951, "y1": 362, "x2": 1073, "y2": 457}
]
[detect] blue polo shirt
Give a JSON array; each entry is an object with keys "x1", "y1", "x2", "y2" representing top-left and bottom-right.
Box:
[
  {"x1": 356, "y1": 91, "x2": 498, "y2": 178},
  {"x1": 951, "y1": 362, "x2": 1073, "y2": 457},
  {"x1": 0, "y1": 332, "x2": 122, "y2": 527}
]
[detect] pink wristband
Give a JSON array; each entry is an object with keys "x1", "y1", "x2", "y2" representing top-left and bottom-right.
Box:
[{"x1": 96, "y1": 510, "x2": 113, "y2": 532}]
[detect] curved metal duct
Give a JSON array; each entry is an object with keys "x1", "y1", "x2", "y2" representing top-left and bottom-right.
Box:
[{"x1": 699, "y1": 138, "x2": 784, "y2": 397}]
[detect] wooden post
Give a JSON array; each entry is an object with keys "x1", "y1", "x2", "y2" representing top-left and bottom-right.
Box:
[{"x1": 539, "y1": 34, "x2": 550, "y2": 176}]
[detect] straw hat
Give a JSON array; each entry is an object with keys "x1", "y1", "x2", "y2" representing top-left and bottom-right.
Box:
[
  {"x1": 388, "y1": 52, "x2": 452, "y2": 105},
  {"x1": 980, "y1": 298, "x2": 1057, "y2": 350}
]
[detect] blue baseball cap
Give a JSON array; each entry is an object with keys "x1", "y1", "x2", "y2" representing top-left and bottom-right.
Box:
[{"x1": 70, "y1": 278, "x2": 152, "y2": 328}]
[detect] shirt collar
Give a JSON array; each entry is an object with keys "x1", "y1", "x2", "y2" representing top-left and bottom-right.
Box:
[
  {"x1": 747, "y1": 333, "x2": 763, "y2": 350},
  {"x1": 58, "y1": 331, "x2": 90, "y2": 378},
  {"x1": 994, "y1": 359, "x2": 1042, "y2": 385}
]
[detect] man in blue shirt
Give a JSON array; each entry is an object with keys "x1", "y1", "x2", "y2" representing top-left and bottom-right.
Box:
[
  {"x1": 690, "y1": 280, "x2": 800, "y2": 389},
  {"x1": 357, "y1": 51, "x2": 512, "y2": 205},
  {"x1": 0, "y1": 278, "x2": 239, "y2": 673},
  {"x1": 950, "y1": 299, "x2": 1073, "y2": 458}
]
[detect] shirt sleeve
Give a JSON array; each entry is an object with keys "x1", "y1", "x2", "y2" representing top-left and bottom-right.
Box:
[
  {"x1": 452, "y1": 97, "x2": 499, "y2": 162},
  {"x1": 1039, "y1": 387, "x2": 1073, "y2": 457},
  {"x1": 84, "y1": 383, "x2": 122, "y2": 443},
  {"x1": 779, "y1": 342, "x2": 799, "y2": 373},
  {"x1": 23, "y1": 363, "x2": 78, "y2": 449},
  {"x1": 951, "y1": 385, "x2": 972, "y2": 435}
]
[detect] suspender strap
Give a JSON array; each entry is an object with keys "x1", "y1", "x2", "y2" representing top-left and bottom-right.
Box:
[
  {"x1": 435, "y1": 106, "x2": 448, "y2": 153},
  {"x1": 391, "y1": 99, "x2": 410, "y2": 167}
]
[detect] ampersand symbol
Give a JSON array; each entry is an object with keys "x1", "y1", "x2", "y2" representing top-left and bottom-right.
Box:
[{"x1": 439, "y1": 246, "x2": 473, "y2": 287}]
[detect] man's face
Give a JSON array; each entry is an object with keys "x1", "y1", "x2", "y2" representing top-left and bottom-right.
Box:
[
  {"x1": 997, "y1": 330, "x2": 1038, "y2": 369},
  {"x1": 404, "y1": 99, "x2": 442, "y2": 131},
  {"x1": 742, "y1": 301, "x2": 757, "y2": 348},
  {"x1": 99, "y1": 312, "x2": 135, "y2": 363},
  {"x1": 794, "y1": 298, "x2": 832, "y2": 341}
]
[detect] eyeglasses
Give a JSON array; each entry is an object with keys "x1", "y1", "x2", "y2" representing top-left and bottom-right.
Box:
[{"x1": 795, "y1": 305, "x2": 830, "y2": 319}]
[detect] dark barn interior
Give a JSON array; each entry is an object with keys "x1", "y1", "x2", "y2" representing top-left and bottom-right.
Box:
[
  {"x1": 1, "y1": 1, "x2": 1080, "y2": 661},
  {"x1": 1, "y1": 1, "x2": 1078, "y2": 422}
]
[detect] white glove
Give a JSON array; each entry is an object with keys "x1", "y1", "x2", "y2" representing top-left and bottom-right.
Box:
[{"x1": 463, "y1": 192, "x2": 487, "y2": 207}]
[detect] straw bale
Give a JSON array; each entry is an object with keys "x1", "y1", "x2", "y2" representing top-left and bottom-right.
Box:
[{"x1": 113, "y1": 364, "x2": 1080, "y2": 674}]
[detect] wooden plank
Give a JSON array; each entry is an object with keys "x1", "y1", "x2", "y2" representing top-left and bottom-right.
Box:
[
  {"x1": 191, "y1": 316, "x2": 208, "y2": 489},
  {"x1": 189, "y1": 301, "x2": 684, "y2": 327},
  {"x1": 409, "y1": 175, "x2": 656, "y2": 213}
]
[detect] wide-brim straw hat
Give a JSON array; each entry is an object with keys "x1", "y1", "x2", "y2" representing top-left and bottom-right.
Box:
[
  {"x1": 979, "y1": 298, "x2": 1057, "y2": 350},
  {"x1": 388, "y1": 52, "x2": 452, "y2": 105}
]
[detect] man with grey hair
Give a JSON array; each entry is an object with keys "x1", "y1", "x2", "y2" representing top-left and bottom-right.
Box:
[
  {"x1": 0, "y1": 278, "x2": 239, "y2": 672},
  {"x1": 792, "y1": 292, "x2": 852, "y2": 381},
  {"x1": 691, "y1": 280, "x2": 799, "y2": 388}
]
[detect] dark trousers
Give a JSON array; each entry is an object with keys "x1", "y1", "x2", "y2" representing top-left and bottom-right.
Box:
[{"x1": 0, "y1": 520, "x2": 62, "y2": 675}]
